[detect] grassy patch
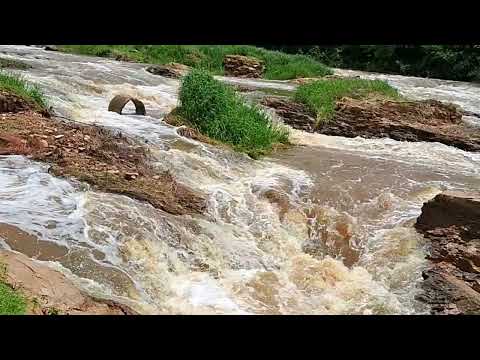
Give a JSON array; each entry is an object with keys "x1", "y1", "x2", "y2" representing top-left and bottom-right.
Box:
[
  {"x1": 0, "y1": 57, "x2": 30, "y2": 70},
  {"x1": 178, "y1": 70, "x2": 289, "y2": 158},
  {"x1": 294, "y1": 78, "x2": 400, "y2": 123},
  {"x1": 0, "y1": 71, "x2": 48, "y2": 110},
  {"x1": 59, "y1": 45, "x2": 332, "y2": 80},
  {"x1": 0, "y1": 262, "x2": 27, "y2": 315}
]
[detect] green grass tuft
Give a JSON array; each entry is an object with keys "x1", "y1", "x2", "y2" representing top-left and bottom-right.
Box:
[
  {"x1": 0, "y1": 57, "x2": 30, "y2": 70},
  {"x1": 0, "y1": 282, "x2": 27, "y2": 315},
  {"x1": 178, "y1": 70, "x2": 289, "y2": 157},
  {"x1": 294, "y1": 78, "x2": 400, "y2": 123},
  {"x1": 59, "y1": 45, "x2": 332, "y2": 80},
  {"x1": 0, "y1": 71, "x2": 48, "y2": 110}
]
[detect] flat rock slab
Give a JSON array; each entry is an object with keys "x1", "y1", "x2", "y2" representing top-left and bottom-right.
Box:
[
  {"x1": 146, "y1": 63, "x2": 191, "y2": 79},
  {"x1": 0, "y1": 249, "x2": 137, "y2": 315},
  {"x1": 262, "y1": 95, "x2": 480, "y2": 152},
  {"x1": 223, "y1": 55, "x2": 264, "y2": 79},
  {"x1": 415, "y1": 191, "x2": 480, "y2": 314}
]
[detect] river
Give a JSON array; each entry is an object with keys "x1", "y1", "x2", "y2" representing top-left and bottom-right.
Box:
[{"x1": 0, "y1": 45, "x2": 479, "y2": 314}]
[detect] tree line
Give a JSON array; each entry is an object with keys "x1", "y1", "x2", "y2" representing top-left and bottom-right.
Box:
[{"x1": 261, "y1": 45, "x2": 480, "y2": 82}]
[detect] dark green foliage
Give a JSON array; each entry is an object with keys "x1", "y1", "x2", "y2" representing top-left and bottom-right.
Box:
[
  {"x1": 179, "y1": 70, "x2": 289, "y2": 157},
  {"x1": 269, "y1": 45, "x2": 480, "y2": 82}
]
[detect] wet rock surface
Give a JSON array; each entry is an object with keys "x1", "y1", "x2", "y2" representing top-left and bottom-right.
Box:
[
  {"x1": 0, "y1": 249, "x2": 137, "y2": 315},
  {"x1": 0, "y1": 90, "x2": 37, "y2": 114},
  {"x1": 146, "y1": 62, "x2": 191, "y2": 79},
  {"x1": 223, "y1": 55, "x2": 264, "y2": 78},
  {"x1": 415, "y1": 191, "x2": 480, "y2": 314},
  {"x1": 262, "y1": 95, "x2": 480, "y2": 152},
  {"x1": 0, "y1": 110, "x2": 206, "y2": 216},
  {"x1": 261, "y1": 97, "x2": 316, "y2": 132}
]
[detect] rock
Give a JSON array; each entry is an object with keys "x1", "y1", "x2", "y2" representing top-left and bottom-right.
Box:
[
  {"x1": 108, "y1": 95, "x2": 146, "y2": 115},
  {"x1": 146, "y1": 63, "x2": 191, "y2": 79},
  {"x1": 39, "y1": 139, "x2": 49, "y2": 148},
  {"x1": 223, "y1": 55, "x2": 264, "y2": 78},
  {"x1": 0, "y1": 91, "x2": 35, "y2": 114},
  {"x1": 260, "y1": 97, "x2": 316, "y2": 132},
  {"x1": 54, "y1": 134, "x2": 64, "y2": 139},
  {"x1": 0, "y1": 249, "x2": 137, "y2": 315},
  {"x1": 124, "y1": 172, "x2": 139, "y2": 180},
  {"x1": 44, "y1": 45, "x2": 58, "y2": 51},
  {"x1": 415, "y1": 191, "x2": 480, "y2": 314},
  {"x1": 289, "y1": 77, "x2": 320, "y2": 85},
  {"x1": 264, "y1": 95, "x2": 480, "y2": 152}
]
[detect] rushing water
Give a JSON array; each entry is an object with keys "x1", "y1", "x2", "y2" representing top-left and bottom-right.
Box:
[{"x1": 0, "y1": 46, "x2": 479, "y2": 314}]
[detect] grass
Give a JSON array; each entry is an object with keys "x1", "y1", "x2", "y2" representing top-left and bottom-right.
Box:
[
  {"x1": 178, "y1": 70, "x2": 289, "y2": 158},
  {"x1": 0, "y1": 262, "x2": 27, "y2": 315},
  {"x1": 294, "y1": 78, "x2": 400, "y2": 123},
  {"x1": 0, "y1": 282, "x2": 26, "y2": 315},
  {"x1": 0, "y1": 57, "x2": 30, "y2": 70},
  {"x1": 0, "y1": 71, "x2": 48, "y2": 110},
  {"x1": 59, "y1": 45, "x2": 332, "y2": 80}
]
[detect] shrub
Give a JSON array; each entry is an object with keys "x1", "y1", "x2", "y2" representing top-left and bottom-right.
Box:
[{"x1": 178, "y1": 70, "x2": 289, "y2": 157}]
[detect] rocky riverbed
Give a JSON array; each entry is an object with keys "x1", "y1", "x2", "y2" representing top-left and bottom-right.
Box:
[{"x1": 1, "y1": 45, "x2": 480, "y2": 314}]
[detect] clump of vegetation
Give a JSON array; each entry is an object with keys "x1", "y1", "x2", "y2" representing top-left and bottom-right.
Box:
[
  {"x1": 264, "y1": 45, "x2": 480, "y2": 83},
  {"x1": 0, "y1": 57, "x2": 31, "y2": 70},
  {"x1": 0, "y1": 71, "x2": 48, "y2": 110},
  {"x1": 178, "y1": 70, "x2": 289, "y2": 157},
  {"x1": 59, "y1": 45, "x2": 332, "y2": 80},
  {"x1": 0, "y1": 282, "x2": 26, "y2": 315},
  {"x1": 294, "y1": 78, "x2": 400, "y2": 123},
  {"x1": 0, "y1": 262, "x2": 26, "y2": 315}
]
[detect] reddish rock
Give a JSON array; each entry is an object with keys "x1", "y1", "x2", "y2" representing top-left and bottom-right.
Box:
[
  {"x1": 262, "y1": 95, "x2": 480, "y2": 152},
  {"x1": 415, "y1": 191, "x2": 480, "y2": 314},
  {"x1": 261, "y1": 97, "x2": 316, "y2": 132},
  {"x1": 223, "y1": 55, "x2": 264, "y2": 78},
  {"x1": 0, "y1": 249, "x2": 137, "y2": 315},
  {"x1": 146, "y1": 63, "x2": 191, "y2": 79}
]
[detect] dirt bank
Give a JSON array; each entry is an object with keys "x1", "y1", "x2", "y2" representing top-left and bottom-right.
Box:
[{"x1": 0, "y1": 110, "x2": 206, "y2": 216}]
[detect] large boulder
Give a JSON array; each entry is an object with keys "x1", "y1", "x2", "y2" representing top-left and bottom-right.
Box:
[
  {"x1": 0, "y1": 249, "x2": 138, "y2": 315},
  {"x1": 261, "y1": 97, "x2": 316, "y2": 132},
  {"x1": 415, "y1": 191, "x2": 480, "y2": 314},
  {"x1": 146, "y1": 62, "x2": 191, "y2": 79},
  {"x1": 263, "y1": 95, "x2": 480, "y2": 152},
  {"x1": 223, "y1": 55, "x2": 264, "y2": 78},
  {"x1": 0, "y1": 91, "x2": 34, "y2": 113}
]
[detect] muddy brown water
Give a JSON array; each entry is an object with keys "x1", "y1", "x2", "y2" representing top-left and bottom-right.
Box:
[{"x1": 0, "y1": 46, "x2": 480, "y2": 314}]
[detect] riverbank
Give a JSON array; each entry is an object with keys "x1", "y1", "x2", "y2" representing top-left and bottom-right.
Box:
[
  {"x1": 0, "y1": 107, "x2": 206, "y2": 216},
  {"x1": 58, "y1": 45, "x2": 332, "y2": 80}
]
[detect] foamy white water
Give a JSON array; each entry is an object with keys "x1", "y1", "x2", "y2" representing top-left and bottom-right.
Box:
[{"x1": 0, "y1": 45, "x2": 479, "y2": 314}]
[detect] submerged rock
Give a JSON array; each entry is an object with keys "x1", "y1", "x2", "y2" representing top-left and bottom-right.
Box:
[
  {"x1": 44, "y1": 45, "x2": 58, "y2": 51},
  {"x1": 415, "y1": 191, "x2": 480, "y2": 314},
  {"x1": 223, "y1": 55, "x2": 264, "y2": 78}
]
